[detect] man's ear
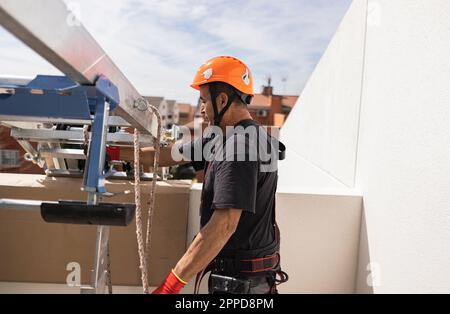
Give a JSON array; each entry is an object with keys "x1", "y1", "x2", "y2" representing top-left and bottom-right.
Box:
[{"x1": 216, "y1": 92, "x2": 228, "y2": 110}]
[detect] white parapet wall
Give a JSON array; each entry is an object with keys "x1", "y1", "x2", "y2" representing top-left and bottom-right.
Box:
[
  {"x1": 279, "y1": 0, "x2": 450, "y2": 293},
  {"x1": 275, "y1": 188, "x2": 362, "y2": 293}
]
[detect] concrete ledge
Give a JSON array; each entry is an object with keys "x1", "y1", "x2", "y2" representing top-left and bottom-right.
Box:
[{"x1": 0, "y1": 173, "x2": 192, "y2": 286}]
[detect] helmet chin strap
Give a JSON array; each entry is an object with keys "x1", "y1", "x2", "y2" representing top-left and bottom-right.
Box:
[{"x1": 209, "y1": 84, "x2": 236, "y2": 127}]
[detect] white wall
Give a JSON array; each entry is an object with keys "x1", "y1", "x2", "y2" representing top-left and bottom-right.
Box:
[
  {"x1": 355, "y1": 0, "x2": 450, "y2": 293},
  {"x1": 276, "y1": 191, "x2": 362, "y2": 293},
  {"x1": 277, "y1": 147, "x2": 350, "y2": 190},
  {"x1": 280, "y1": 0, "x2": 450, "y2": 293},
  {"x1": 182, "y1": 184, "x2": 209, "y2": 294}
]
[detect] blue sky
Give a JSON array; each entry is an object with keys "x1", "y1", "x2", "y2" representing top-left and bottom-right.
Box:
[{"x1": 0, "y1": 0, "x2": 352, "y2": 105}]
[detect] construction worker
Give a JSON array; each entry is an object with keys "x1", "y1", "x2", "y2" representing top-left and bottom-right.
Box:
[{"x1": 122, "y1": 56, "x2": 287, "y2": 294}]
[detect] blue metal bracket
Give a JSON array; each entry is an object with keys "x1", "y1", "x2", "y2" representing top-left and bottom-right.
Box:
[
  {"x1": 0, "y1": 74, "x2": 120, "y2": 195},
  {"x1": 83, "y1": 95, "x2": 109, "y2": 194},
  {"x1": 0, "y1": 75, "x2": 91, "y2": 122},
  {"x1": 0, "y1": 74, "x2": 119, "y2": 122},
  {"x1": 95, "y1": 75, "x2": 119, "y2": 110}
]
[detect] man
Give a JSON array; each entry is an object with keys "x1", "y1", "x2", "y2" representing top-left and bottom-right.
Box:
[{"x1": 123, "y1": 56, "x2": 287, "y2": 294}]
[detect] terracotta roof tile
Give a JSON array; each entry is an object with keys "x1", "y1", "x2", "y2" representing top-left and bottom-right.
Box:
[
  {"x1": 281, "y1": 95, "x2": 299, "y2": 108},
  {"x1": 249, "y1": 94, "x2": 271, "y2": 109}
]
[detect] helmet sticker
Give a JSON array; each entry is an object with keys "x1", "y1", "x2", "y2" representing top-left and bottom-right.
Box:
[
  {"x1": 203, "y1": 68, "x2": 213, "y2": 80},
  {"x1": 242, "y1": 68, "x2": 250, "y2": 85}
]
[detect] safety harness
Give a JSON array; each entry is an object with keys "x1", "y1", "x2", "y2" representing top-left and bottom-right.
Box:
[{"x1": 194, "y1": 208, "x2": 289, "y2": 294}]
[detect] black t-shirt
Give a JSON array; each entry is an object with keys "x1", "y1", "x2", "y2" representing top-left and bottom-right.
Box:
[{"x1": 179, "y1": 119, "x2": 280, "y2": 253}]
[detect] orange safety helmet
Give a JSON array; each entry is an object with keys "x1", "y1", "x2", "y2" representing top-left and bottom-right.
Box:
[
  {"x1": 191, "y1": 56, "x2": 254, "y2": 98},
  {"x1": 191, "y1": 56, "x2": 254, "y2": 125}
]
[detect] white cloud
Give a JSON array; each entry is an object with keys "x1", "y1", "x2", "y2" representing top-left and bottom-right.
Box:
[{"x1": 0, "y1": 0, "x2": 352, "y2": 105}]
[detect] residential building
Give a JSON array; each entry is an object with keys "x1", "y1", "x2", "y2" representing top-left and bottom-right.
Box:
[
  {"x1": 248, "y1": 80, "x2": 299, "y2": 127},
  {"x1": 177, "y1": 103, "x2": 195, "y2": 126}
]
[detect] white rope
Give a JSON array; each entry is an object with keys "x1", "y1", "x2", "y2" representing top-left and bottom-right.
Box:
[{"x1": 134, "y1": 101, "x2": 162, "y2": 294}]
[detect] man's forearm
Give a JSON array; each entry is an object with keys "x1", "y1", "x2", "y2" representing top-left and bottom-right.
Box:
[
  {"x1": 173, "y1": 210, "x2": 241, "y2": 282},
  {"x1": 119, "y1": 145, "x2": 189, "y2": 167}
]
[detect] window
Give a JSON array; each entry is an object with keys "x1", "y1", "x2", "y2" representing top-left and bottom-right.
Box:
[{"x1": 0, "y1": 150, "x2": 20, "y2": 168}]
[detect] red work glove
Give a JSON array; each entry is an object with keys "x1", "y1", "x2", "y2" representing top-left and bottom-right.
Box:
[{"x1": 151, "y1": 269, "x2": 187, "y2": 294}]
